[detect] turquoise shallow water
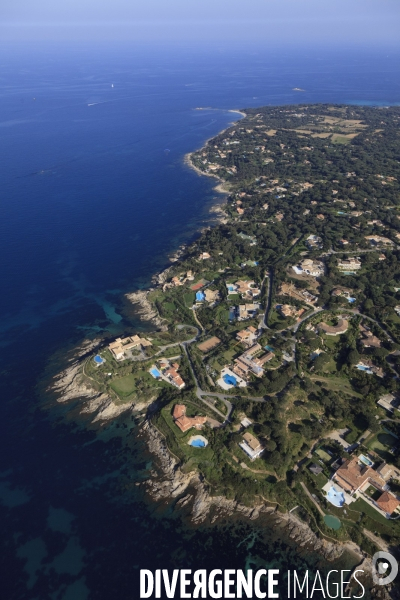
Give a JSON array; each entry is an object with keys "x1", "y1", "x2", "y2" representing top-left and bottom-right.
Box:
[{"x1": 1, "y1": 41, "x2": 399, "y2": 598}]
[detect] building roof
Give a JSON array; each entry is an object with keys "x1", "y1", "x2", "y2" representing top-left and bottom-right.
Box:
[
  {"x1": 376, "y1": 463, "x2": 394, "y2": 480},
  {"x1": 361, "y1": 335, "x2": 381, "y2": 348},
  {"x1": 334, "y1": 457, "x2": 385, "y2": 492},
  {"x1": 309, "y1": 463, "x2": 323, "y2": 475},
  {"x1": 173, "y1": 404, "x2": 186, "y2": 419},
  {"x1": 376, "y1": 491, "x2": 400, "y2": 515},
  {"x1": 172, "y1": 404, "x2": 207, "y2": 432},
  {"x1": 319, "y1": 319, "x2": 349, "y2": 335},
  {"x1": 254, "y1": 352, "x2": 274, "y2": 366},
  {"x1": 243, "y1": 432, "x2": 262, "y2": 452}
]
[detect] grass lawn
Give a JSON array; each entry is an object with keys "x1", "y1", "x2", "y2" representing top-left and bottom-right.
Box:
[
  {"x1": 227, "y1": 293, "x2": 241, "y2": 303},
  {"x1": 162, "y1": 301, "x2": 177, "y2": 312},
  {"x1": 349, "y1": 498, "x2": 390, "y2": 526},
  {"x1": 183, "y1": 292, "x2": 195, "y2": 307},
  {"x1": 223, "y1": 348, "x2": 238, "y2": 363},
  {"x1": 323, "y1": 336, "x2": 340, "y2": 351},
  {"x1": 215, "y1": 305, "x2": 229, "y2": 325},
  {"x1": 367, "y1": 431, "x2": 397, "y2": 459},
  {"x1": 110, "y1": 374, "x2": 136, "y2": 395},
  {"x1": 315, "y1": 448, "x2": 332, "y2": 463}
]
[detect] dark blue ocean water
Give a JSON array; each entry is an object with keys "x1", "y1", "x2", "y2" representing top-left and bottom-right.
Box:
[{"x1": 1, "y1": 42, "x2": 400, "y2": 599}]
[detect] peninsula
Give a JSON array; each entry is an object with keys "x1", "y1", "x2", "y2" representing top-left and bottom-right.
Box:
[{"x1": 51, "y1": 104, "x2": 400, "y2": 576}]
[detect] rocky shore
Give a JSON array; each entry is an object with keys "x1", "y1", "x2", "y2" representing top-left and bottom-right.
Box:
[
  {"x1": 125, "y1": 289, "x2": 167, "y2": 330},
  {"x1": 49, "y1": 339, "x2": 133, "y2": 423},
  {"x1": 139, "y1": 420, "x2": 366, "y2": 566}
]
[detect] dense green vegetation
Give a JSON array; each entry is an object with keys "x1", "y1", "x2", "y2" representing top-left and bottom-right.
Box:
[{"x1": 88, "y1": 105, "x2": 400, "y2": 551}]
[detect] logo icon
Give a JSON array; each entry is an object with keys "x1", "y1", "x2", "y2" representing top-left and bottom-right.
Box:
[{"x1": 372, "y1": 552, "x2": 398, "y2": 586}]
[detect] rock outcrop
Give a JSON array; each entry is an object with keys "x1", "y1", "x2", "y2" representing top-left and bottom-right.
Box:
[
  {"x1": 126, "y1": 289, "x2": 167, "y2": 330},
  {"x1": 140, "y1": 421, "x2": 364, "y2": 566}
]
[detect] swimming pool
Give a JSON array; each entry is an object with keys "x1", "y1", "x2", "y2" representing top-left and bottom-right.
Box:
[
  {"x1": 94, "y1": 355, "x2": 104, "y2": 364},
  {"x1": 188, "y1": 435, "x2": 208, "y2": 448},
  {"x1": 227, "y1": 285, "x2": 236, "y2": 292},
  {"x1": 190, "y1": 439, "x2": 205, "y2": 447},
  {"x1": 326, "y1": 485, "x2": 345, "y2": 508},
  {"x1": 359, "y1": 454, "x2": 374, "y2": 467},
  {"x1": 356, "y1": 364, "x2": 373, "y2": 374},
  {"x1": 264, "y1": 345, "x2": 275, "y2": 352},
  {"x1": 223, "y1": 374, "x2": 237, "y2": 386},
  {"x1": 150, "y1": 368, "x2": 161, "y2": 378},
  {"x1": 196, "y1": 291, "x2": 205, "y2": 301}
]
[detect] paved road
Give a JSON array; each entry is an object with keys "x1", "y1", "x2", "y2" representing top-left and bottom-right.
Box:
[{"x1": 261, "y1": 269, "x2": 272, "y2": 329}]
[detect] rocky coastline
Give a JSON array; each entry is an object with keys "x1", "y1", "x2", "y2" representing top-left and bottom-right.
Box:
[
  {"x1": 125, "y1": 289, "x2": 168, "y2": 331},
  {"x1": 45, "y1": 116, "x2": 393, "y2": 597},
  {"x1": 140, "y1": 420, "x2": 364, "y2": 561}
]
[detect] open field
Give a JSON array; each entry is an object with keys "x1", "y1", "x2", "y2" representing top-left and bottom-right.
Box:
[{"x1": 310, "y1": 375, "x2": 362, "y2": 397}]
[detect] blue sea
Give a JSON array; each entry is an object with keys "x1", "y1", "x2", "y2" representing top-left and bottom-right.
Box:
[{"x1": 1, "y1": 42, "x2": 400, "y2": 599}]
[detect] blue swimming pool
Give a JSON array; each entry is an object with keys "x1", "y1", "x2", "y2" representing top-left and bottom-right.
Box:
[
  {"x1": 223, "y1": 374, "x2": 237, "y2": 386},
  {"x1": 326, "y1": 486, "x2": 345, "y2": 508},
  {"x1": 196, "y1": 291, "x2": 205, "y2": 301},
  {"x1": 190, "y1": 439, "x2": 206, "y2": 447},
  {"x1": 227, "y1": 285, "x2": 236, "y2": 292},
  {"x1": 94, "y1": 355, "x2": 104, "y2": 364},
  {"x1": 150, "y1": 368, "x2": 161, "y2": 378},
  {"x1": 359, "y1": 454, "x2": 374, "y2": 467},
  {"x1": 264, "y1": 345, "x2": 275, "y2": 352},
  {"x1": 356, "y1": 365, "x2": 373, "y2": 373}
]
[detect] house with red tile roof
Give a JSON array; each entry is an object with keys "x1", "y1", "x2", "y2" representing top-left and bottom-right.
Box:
[{"x1": 172, "y1": 405, "x2": 207, "y2": 433}]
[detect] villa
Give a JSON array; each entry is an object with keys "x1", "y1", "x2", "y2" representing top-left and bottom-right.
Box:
[
  {"x1": 150, "y1": 359, "x2": 185, "y2": 389},
  {"x1": 306, "y1": 234, "x2": 323, "y2": 250},
  {"x1": 365, "y1": 235, "x2": 394, "y2": 246},
  {"x1": 173, "y1": 404, "x2": 207, "y2": 433},
  {"x1": 337, "y1": 258, "x2": 362, "y2": 271},
  {"x1": 238, "y1": 303, "x2": 260, "y2": 321},
  {"x1": 277, "y1": 304, "x2": 304, "y2": 319},
  {"x1": 109, "y1": 335, "x2": 152, "y2": 360},
  {"x1": 376, "y1": 492, "x2": 400, "y2": 518},
  {"x1": 292, "y1": 258, "x2": 324, "y2": 277},
  {"x1": 318, "y1": 318, "x2": 349, "y2": 336},
  {"x1": 333, "y1": 457, "x2": 385, "y2": 495},
  {"x1": 331, "y1": 287, "x2": 354, "y2": 299},
  {"x1": 377, "y1": 394, "x2": 400, "y2": 414},
  {"x1": 279, "y1": 283, "x2": 318, "y2": 305},
  {"x1": 360, "y1": 331, "x2": 381, "y2": 349},
  {"x1": 204, "y1": 288, "x2": 221, "y2": 303},
  {"x1": 233, "y1": 344, "x2": 274, "y2": 379},
  {"x1": 239, "y1": 432, "x2": 264, "y2": 461},
  {"x1": 236, "y1": 326, "x2": 258, "y2": 346},
  {"x1": 235, "y1": 280, "x2": 261, "y2": 299}
]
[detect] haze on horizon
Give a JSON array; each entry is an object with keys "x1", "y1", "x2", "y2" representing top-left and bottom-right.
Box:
[{"x1": 1, "y1": 0, "x2": 399, "y2": 46}]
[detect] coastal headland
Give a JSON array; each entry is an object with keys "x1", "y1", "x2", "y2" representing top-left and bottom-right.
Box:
[{"x1": 48, "y1": 104, "x2": 400, "y2": 593}]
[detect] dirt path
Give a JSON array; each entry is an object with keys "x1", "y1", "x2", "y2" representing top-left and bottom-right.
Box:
[{"x1": 300, "y1": 482, "x2": 325, "y2": 516}]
